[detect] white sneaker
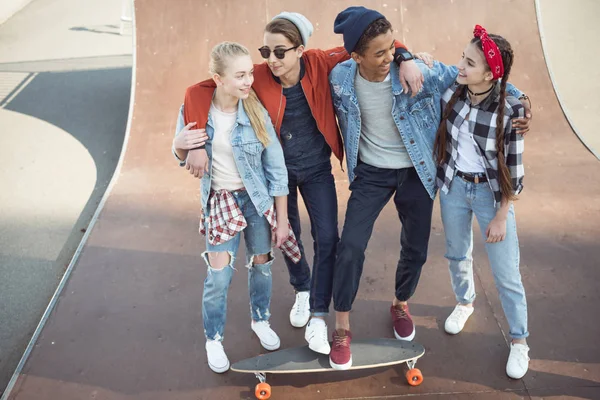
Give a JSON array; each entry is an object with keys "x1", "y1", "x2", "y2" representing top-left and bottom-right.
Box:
[
  {"x1": 506, "y1": 343, "x2": 530, "y2": 379},
  {"x1": 251, "y1": 321, "x2": 281, "y2": 351},
  {"x1": 289, "y1": 291, "x2": 310, "y2": 328},
  {"x1": 305, "y1": 318, "x2": 331, "y2": 354},
  {"x1": 444, "y1": 304, "x2": 474, "y2": 335},
  {"x1": 205, "y1": 340, "x2": 230, "y2": 373}
]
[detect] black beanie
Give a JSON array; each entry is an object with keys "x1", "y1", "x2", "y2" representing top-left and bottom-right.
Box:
[{"x1": 333, "y1": 6, "x2": 386, "y2": 54}]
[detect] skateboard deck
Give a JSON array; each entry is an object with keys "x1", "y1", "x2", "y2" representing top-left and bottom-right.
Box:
[
  {"x1": 232, "y1": 338, "x2": 425, "y2": 399},
  {"x1": 232, "y1": 338, "x2": 424, "y2": 373}
]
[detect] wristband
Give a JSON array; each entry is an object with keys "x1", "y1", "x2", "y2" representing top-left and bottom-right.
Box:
[{"x1": 395, "y1": 48, "x2": 414, "y2": 63}]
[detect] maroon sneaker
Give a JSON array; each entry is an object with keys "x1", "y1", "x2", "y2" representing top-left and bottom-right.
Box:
[
  {"x1": 391, "y1": 304, "x2": 415, "y2": 341},
  {"x1": 329, "y1": 329, "x2": 352, "y2": 370}
]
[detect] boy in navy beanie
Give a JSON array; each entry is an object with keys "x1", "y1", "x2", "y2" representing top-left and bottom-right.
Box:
[{"x1": 328, "y1": 7, "x2": 427, "y2": 371}]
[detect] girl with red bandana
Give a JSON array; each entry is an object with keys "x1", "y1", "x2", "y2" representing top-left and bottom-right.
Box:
[{"x1": 435, "y1": 26, "x2": 530, "y2": 379}]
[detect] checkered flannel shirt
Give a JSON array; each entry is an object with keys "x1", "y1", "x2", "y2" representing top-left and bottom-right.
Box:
[
  {"x1": 200, "y1": 190, "x2": 301, "y2": 263},
  {"x1": 436, "y1": 83, "x2": 525, "y2": 205}
]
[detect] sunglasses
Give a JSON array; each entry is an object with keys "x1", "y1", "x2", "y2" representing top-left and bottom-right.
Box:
[{"x1": 258, "y1": 45, "x2": 300, "y2": 60}]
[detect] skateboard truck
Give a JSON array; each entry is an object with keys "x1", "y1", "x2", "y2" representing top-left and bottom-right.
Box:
[{"x1": 254, "y1": 372, "x2": 266, "y2": 383}]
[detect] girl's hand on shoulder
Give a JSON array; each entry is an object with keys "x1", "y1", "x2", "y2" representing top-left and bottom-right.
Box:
[
  {"x1": 173, "y1": 122, "x2": 208, "y2": 150},
  {"x1": 272, "y1": 223, "x2": 288, "y2": 248},
  {"x1": 413, "y1": 52, "x2": 435, "y2": 68},
  {"x1": 486, "y1": 217, "x2": 507, "y2": 243}
]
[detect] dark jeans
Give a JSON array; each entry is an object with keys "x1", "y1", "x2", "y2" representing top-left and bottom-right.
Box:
[
  {"x1": 284, "y1": 161, "x2": 339, "y2": 315},
  {"x1": 333, "y1": 162, "x2": 434, "y2": 312}
]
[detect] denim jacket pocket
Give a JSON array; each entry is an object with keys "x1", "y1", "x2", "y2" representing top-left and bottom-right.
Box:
[
  {"x1": 241, "y1": 140, "x2": 263, "y2": 169},
  {"x1": 408, "y1": 96, "x2": 436, "y2": 130}
]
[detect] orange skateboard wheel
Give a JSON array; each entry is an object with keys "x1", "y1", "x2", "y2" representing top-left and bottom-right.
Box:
[
  {"x1": 406, "y1": 368, "x2": 423, "y2": 386},
  {"x1": 255, "y1": 382, "x2": 271, "y2": 399}
]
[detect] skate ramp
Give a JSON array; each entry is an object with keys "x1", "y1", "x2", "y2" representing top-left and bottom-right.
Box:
[{"x1": 3, "y1": 1, "x2": 599, "y2": 399}]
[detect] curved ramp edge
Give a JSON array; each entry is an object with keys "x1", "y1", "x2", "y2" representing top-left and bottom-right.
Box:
[{"x1": 535, "y1": 0, "x2": 600, "y2": 160}]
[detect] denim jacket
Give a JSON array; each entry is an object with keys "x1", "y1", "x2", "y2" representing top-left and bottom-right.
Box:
[
  {"x1": 173, "y1": 100, "x2": 289, "y2": 215},
  {"x1": 329, "y1": 60, "x2": 522, "y2": 199}
]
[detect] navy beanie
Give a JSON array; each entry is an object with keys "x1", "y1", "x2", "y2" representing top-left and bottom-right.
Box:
[{"x1": 333, "y1": 6, "x2": 386, "y2": 54}]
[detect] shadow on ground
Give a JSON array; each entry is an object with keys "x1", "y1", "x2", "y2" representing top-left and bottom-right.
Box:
[{"x1": 0, "y1": 63, "x2": 131, "y2": 395}]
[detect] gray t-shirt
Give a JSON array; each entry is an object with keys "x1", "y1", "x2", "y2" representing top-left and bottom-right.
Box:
[{"x1": 355, "y1": 72, "x2": 413, "y2": 169}]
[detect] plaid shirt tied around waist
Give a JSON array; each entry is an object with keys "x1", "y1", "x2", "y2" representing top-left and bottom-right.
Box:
[
  {"x1": 200, "y1": 190, "x2": 301, "y2": 263},
  {"x1": 437, "y1": 83, "x2": 525, "y2": 205}
]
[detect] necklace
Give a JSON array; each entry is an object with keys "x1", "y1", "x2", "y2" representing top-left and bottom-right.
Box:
[{"x1": 467, "y1": 85, "x2": 494, "y2": 96}]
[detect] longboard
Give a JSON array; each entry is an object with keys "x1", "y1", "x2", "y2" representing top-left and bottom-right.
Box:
[{"x1": 231, "y1": 338, "x2": 425, "y2": 399}]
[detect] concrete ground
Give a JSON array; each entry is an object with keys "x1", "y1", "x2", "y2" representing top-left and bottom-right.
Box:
[{"x1": 0, "y1": 0, "x2": 132, "y2": 395}]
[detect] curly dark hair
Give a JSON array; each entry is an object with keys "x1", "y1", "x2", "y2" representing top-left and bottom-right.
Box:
[{"x1": 353, "y1": 18, "x2": 393, "y2": 55}]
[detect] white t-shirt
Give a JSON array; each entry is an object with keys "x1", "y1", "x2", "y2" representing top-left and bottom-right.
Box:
[
  {"x1": 455, "y1": 119, "x2": 485, "y2": 173},
  {"x1": 210, "y1": 103, "x2": 244, "y2": 191}
]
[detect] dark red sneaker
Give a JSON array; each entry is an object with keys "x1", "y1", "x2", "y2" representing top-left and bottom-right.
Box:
[
  {"x1": 329, "y1": 329, "x2": 352, "y2": 370},
  {"x1": 391, "y1": 304, "x2": 415, "y2": 341}
]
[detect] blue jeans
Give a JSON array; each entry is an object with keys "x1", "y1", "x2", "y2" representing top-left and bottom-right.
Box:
[
  {"x1": 333, "y1": 164, "x2": 433, "y2": 312},
  {"x1": 201, "y1": 190, "x2": 273, "y2": 341},
  {"x1": 440, "y1": 175, "x2": 529, "y2": 339},
  {"x1": 284, "y1": 161, "x2": 339, "y2": 315}
]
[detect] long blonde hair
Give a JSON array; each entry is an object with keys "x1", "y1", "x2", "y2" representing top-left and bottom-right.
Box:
[{"x1": 209, "y1": 42, "x2": 270, "y2": 147}]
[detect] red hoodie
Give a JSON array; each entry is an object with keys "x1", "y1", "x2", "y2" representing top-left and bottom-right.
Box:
[{"x1": 184, "y1": 43, "x2": 407, "y2": 162}]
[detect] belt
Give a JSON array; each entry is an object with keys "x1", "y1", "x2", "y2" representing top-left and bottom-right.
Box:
[
  {"x1": 457, "y1": 171, "x2": 488, "y2": 184},
  {"x1": 210, "y1": 188, "x2": 246, "y2": 195}
]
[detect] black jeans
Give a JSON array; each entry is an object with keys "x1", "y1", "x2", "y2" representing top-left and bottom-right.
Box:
[
  {"x1": 333, "y1": 162, "x2": 434, "y2": 312},
  {"x1": 284, "y1": 161, "x2": 339, "y2": 315}
]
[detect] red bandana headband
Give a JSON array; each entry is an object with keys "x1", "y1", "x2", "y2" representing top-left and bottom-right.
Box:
[{"x1": 473, "y1": 25, "x2": 504, "y2": 80}]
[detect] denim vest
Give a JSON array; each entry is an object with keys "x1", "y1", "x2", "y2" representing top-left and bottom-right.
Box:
[
  {"x1": 329, "y1": 60, "x2": 522, "y2": 199},
  {"x1": 174, "y1": 101, "x2": 289, "y2": 215}
]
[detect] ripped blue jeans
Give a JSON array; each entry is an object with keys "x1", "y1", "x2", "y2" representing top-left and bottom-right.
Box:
[{"x1": 202, "y1": 190, "x2": 273, "y2": 341}]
